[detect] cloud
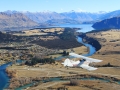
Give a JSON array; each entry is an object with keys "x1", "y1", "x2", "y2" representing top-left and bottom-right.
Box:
[{"x1": 76, "y1": 8, "x2": 86, "y2": 12}]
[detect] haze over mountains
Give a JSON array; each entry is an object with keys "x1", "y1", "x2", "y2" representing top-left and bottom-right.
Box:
[{"x1": 1, "y1": 10, "x2": 120, "y2": 30}]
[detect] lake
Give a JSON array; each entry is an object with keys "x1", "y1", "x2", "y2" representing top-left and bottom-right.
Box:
[{"x1": 51, "y1": 24, "x2": 95, "y2": 33}]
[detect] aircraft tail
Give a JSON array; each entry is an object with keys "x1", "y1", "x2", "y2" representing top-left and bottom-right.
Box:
[{"x1": 62, "y1": 58, "x2": 73, "y2": 67}]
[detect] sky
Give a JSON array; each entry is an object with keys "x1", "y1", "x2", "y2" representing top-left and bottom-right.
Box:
[{"x1": 0, "y1": 0, "x2": 120, "y2": 13}]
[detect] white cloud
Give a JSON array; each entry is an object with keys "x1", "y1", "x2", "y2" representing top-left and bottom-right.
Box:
[{"x1": 76, "y1": 8, "x2": 86, "y2": 12}]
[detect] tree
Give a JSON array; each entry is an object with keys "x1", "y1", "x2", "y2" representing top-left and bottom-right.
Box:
[
  {"x1": 107, "y1": 62, "x2": 112, "y2": 67},
  {"x1": 62, "y1": 51, "x2": 69, "y2": 56},
  {"x1": 63, "y1": 51, "x2": 67, "y2": 56}
]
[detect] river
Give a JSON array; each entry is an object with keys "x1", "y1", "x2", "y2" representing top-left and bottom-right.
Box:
[
  {"x1": 57, "y1": 24, "x2": 96, "y2": 56},
  {"x1": 0, "y1": 62, "x2": 12, "y2": 90},
  {"x1": 6, "y1": 24, "x2": 120, "y2": 89},
  {"x1": 0, "y1": 24, "x2": 95, "y2": 89},
  {"x1": 55, "y1": 24, "x2": 96, "y2": 60}
]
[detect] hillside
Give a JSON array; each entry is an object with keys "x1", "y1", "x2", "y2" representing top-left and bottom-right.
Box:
[
  {"x1": 0, "y1": 12, "x2": 39, "y2": 30},
  {"x1": 0, "y1": 31, "x2": 20, "y2": 42},
  {"x1": 92, "y1": 17, "x2": 120, "y2": 30},
  {"x1": 30, "y1": 28, "x2": 83, "y2": 49},
  {"x1": 86, "y1": 29, "x2": 120, "y2": 66}
]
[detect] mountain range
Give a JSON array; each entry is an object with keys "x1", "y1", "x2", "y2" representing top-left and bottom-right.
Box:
[
  {"x1": 5, "y1": 10, "x2": 105, "y2": 23},
  {"x1": 1, "y1": 10, "x2": 120, "y2": 30}
]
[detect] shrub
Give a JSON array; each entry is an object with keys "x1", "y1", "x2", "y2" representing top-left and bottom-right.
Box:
[{"x1": 70, "y1": 79, "x2": 79, "y2": 86}]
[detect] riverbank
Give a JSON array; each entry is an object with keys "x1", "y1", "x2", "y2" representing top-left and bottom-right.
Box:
[
  {"x1": 0, "y1": 27, "x2": 85, "y2": 89},
  {"x1": 4, "y1": 28, "x2": 120, "y2": 90},
  {"x1": 6, "y1": 64, "x2": 120, "y2": 90},
  {"x1": 78, "y1": 33, "x2": 101, "y2": 51},
  {"x1": 85, "y1": 29, "x2": 120, "y2": 66},
  {"x1": 0, "y1": 62, "x2": 12, "y2": 90}
]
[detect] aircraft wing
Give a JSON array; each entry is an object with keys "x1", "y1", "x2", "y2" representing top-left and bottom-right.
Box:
[
  {"x1": 77, "y1": 60, "x2": 97, "y2": 70},
  {"x1": 69, "y1": 53, "x2": 102, "y2": 63},
  {"x1": 62, "y1": 58, "x2": 99, "y2": 71},
  {"x1": 80, "y1": 64, "x2": 98, "y2": 71}
]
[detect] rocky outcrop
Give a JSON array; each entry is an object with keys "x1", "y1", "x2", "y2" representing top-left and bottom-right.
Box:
[{"x1": 92, "y1": 17, "x2": 120, "y2": 30}]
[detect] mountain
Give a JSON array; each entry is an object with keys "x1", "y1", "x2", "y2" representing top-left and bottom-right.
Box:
[
  {"x1": 2, "y1": 10, "x2": 120, "y2": 31},
  {"x1": 0, "y1": 12, "x2": 39, "y2": 30},
  {"x1": 92, "y1": 10, "x2": 120, "y2": 30},
  {"x1": 92, "y1": 17, "x2": 120, "y2": 30},
  {"x1": 24, "y1": 11, "x2": 65, "y2": 23},
  {"x1": 98, "y1": 10, "x2": 120, "y2": 20},
  {"x1": 3, "y1": 10, "x2": 107, "y2": 25},
  {"x1": 22, "y1": 11, "x2": 105, "y2": 24}
]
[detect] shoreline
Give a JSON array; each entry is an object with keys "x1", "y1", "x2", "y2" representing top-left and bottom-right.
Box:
[
  {"x1": 11, "y1": 73, "x2": 120, "y2": 89},
  {"x1": 78, "y1": 33, "x2": 101, "y2": 51}
]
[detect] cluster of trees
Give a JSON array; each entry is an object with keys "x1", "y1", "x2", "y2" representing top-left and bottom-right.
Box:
[
  {"x1": 62, "y1": 51, "x2": 69, "y2": 56},
  {"x1": 31, "y1": 38, "x2": 82, "y2": 49},
  {"x1": 0, "y1": 31, "x2": 29, "y2": 43},
  {"x1": 59, "y1": 28, "x2": 75, "y2": 40},
  {"x1": 96, "y1": 63, "x2": 119, "y2": 67},
  {"x1": 9, "y1": 77, "x2": 33, "y2": 89},
  {"x1": 31, "y1": 28, "x2": 82, "y2": 49},
  {"x1": 25, "y1": 57, "x2": 55, "y2": 66}
]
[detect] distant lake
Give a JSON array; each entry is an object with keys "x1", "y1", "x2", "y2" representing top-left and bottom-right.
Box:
[{"x1": 50, "y1": 24, "x2": 95, "y2": 33}]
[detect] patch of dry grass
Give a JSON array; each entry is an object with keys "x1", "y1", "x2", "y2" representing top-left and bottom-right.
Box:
[
  {"x1": 7, "y1": 29, "x2": 120, "y2": 90},
  {"x1": 13, "y1": 28, "x2": 64, "y2": 36},
  {"x1": 86, "y1": 29, "x2": 120, "y2": 66},
  {"x1": 37, "y1": 80, "x2": 120, "y2": 90}
]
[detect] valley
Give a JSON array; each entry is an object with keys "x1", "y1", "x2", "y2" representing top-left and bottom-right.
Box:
[
  {"x1": 1, "y1": 0, "x2": 120, "y2": 90},
  {"x1": 0, "y1": 27, "x2": 119, "y2": 90}
]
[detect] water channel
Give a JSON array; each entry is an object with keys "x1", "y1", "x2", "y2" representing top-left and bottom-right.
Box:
[
  {"x1": 0, "y1": 62, "x2": 12, "y2": 90},
  {"x1": 14, "y1": 24, "x2": 120, "y2": 90},
  {"x1": 1, "y1": 24, "x2": 120, "y2": 90}
]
